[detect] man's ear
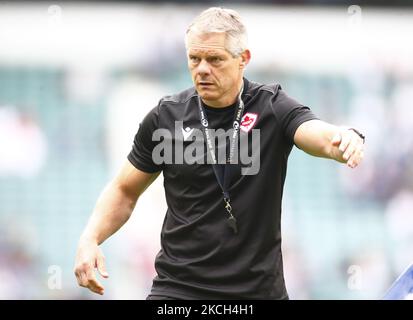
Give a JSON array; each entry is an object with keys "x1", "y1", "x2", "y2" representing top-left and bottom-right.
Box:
[{"x1": 239, "y1": 49, "x2": 251, "y2": 69}]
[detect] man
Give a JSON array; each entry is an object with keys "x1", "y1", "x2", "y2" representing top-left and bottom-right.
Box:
[{"x1": 74, "y1": 7, "x2": 365, "y2": 299}]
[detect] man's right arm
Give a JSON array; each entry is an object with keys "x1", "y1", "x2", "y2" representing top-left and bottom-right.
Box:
[{"x1": 74, "y1": 160, "x2": 160, "y2": 295}]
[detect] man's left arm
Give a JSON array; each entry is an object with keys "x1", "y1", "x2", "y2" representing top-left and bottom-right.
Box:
[{"x1": 293, "y1": 119, "x2": 365, "y2": 168}]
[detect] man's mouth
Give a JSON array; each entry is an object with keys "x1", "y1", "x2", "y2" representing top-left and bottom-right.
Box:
[{"x1": 198, "y1": 82, "x2": 214, "y2": 86}]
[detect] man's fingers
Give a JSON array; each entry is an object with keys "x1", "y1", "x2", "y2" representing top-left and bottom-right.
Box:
[
  {"x1": 74, "y1": 269, "x2": 82, "y2": 286},
  {"x1": 79, "y1": 272, "x2": 89, "y2": 288},
  {"x1": 75, "y1": 263, "x2": 105, "y2": 294},
  {"x1": 332, "y1": 129, "x2": 365, "y2": 167},
  {"x1": 348, "y1": 149, "x2": 364, "y2": 168},
  {"x1": 338, "y1": 131, "x2": 352, "y2": 153},
  {"x1": 74, "y1": 242, "x2": 108, "y2": 295},
  {"x1": 342, "y1": 137, "x2": 358, "y2": 161},
  {"x1": 331, "y1": 132, "x2": 342, "y2": 146},
  {"x1": 74, "y1": 263, "x2": 91, "y2": 287},
  {"x1": 96, "y1": 256, "x2": 109, "y2": 278},
  {"x1": 87, "y1": 278, "x2": 105, "y2": 295},
  {"x1": 88, "y1": 279, "x2": 105, "y2": 295},
  {"x1": 86, "y1": 270, "x2": 105, "y2": 295}
]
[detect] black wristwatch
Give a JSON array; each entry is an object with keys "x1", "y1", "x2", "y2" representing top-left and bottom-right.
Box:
[{"x1": 349, "y1": 128, "x2": 365, "y2": 143}]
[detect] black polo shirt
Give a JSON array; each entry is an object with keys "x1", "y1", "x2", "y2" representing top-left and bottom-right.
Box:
[{"x1": 128, "y1": 78, "x2": 318, "y2": 299}]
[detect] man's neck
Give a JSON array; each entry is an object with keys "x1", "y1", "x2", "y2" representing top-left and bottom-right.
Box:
[{"x1": 202, "y1": 78, "x2": 244, "y2": 108}]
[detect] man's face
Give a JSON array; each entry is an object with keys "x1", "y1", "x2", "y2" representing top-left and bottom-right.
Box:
[{"x1": 186, "y1": 32, "x2": 249, "y2": 107}]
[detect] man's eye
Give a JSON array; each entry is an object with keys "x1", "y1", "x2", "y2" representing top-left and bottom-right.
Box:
[
  {"x1": 190, "y1": 56, "x2": 200, "y2": 63},
  {"x1": 210, "y1": 57, "x2": 221, "y2": 63}
]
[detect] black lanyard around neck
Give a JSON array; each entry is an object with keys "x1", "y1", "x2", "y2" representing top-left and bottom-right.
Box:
[{"x1": 197, "y1": 84, "x2": 245, "y2": 234}]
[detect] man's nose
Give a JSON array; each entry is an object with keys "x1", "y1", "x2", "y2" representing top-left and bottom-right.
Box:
[{"x1": 196, "y1": 59, "x2": 211, "y2": 76}]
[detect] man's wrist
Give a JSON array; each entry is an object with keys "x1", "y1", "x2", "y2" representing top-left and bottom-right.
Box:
[{"x1": 79, "y1": 233, "x2": 99, "y2": 245}]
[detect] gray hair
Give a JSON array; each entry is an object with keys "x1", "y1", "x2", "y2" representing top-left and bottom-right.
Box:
[{"x1": 185, "y1": 7, "x2": 248, "y2": 57}]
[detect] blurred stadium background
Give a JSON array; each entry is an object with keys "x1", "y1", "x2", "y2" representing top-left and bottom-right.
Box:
[{"x1": 0, "y1": 0, "x2": 413, "y2": 299}]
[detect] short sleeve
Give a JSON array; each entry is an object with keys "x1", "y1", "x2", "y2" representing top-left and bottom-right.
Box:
[
  {"x1": 271, "y1": 89, "x2": 319, "y2": 144},
  {"x1": 127, "y1": 103, "x2": 163, "y2": 173}
]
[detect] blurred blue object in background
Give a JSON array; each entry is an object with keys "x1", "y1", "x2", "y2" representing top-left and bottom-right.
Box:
[{"x1": 383, "y1": 263, "x2": 413, "y2": 300}]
